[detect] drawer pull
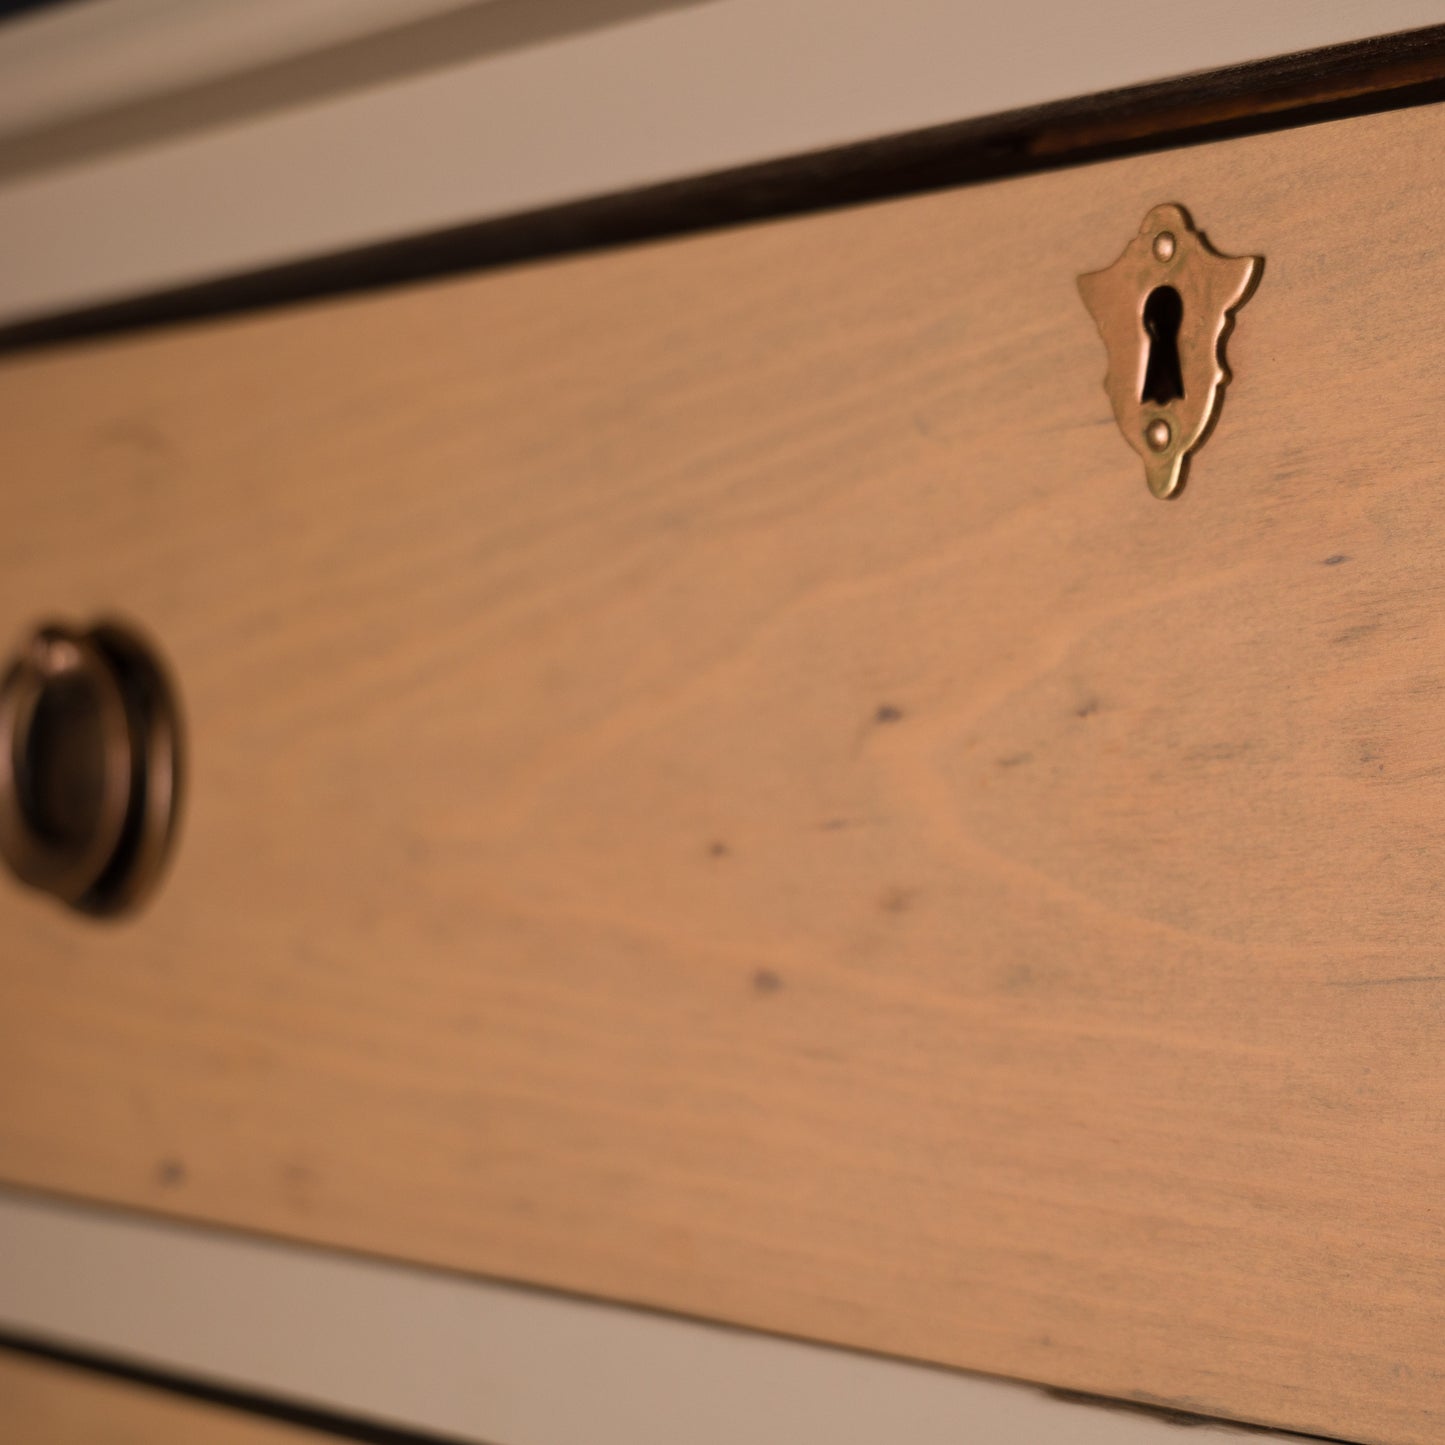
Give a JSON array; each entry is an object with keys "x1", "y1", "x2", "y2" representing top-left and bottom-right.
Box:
[
  {"x1": 0, "y1": 622, "x2": 182, "y2": 915},
  {"x1": 1078, "y1": 204, "x2": 1259, "y2": 498}
]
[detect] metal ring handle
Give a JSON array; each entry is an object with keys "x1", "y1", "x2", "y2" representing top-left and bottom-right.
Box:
[
  {"x1": 0, "y1": 620, "x2": 182, "y2": 915},
  {"x1": 0, "y1": 625, "x2": 135, "y2": 906}
]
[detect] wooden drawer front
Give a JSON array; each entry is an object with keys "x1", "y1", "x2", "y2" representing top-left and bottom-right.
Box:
[
  {"x1": 0, "y1": 1352, "x2": 327, "y2": 1444},
  {"x1": 2, "y1": 100, "x2": 1444, "y2": 1445}
]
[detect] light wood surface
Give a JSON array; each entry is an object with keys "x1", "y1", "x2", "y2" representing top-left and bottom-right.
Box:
[
  {"x1": 2, "y1": 99, "x2": 1445, "y2": 1445},
  {"x1": 0, "y1": 1351, "x2": 328, "y2": 1444}
]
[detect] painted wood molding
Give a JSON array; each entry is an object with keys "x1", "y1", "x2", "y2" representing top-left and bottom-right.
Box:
[
  {"x1": 0, "y1": 0, "x2": 486, "y2": 137},
  {"x1": 2, "y1": 0, "x2": 1445, "y2": 324},
  {"x1": 0, "y1": 1188, "x2": 1287, "y2": 1445}
]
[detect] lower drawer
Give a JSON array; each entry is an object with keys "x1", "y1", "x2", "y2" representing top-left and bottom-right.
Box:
[
  {"x1": 2, "y1": 95, "x2": 1444, "y2": 1444},
  {"x1": 0, "y1": 1352, "x2": 325, "y2": 1445}
]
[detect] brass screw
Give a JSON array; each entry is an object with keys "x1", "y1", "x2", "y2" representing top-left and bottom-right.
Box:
[
  {"x1": 1145, "y1": 419, "x2": 1172, "y2": 451},
  {"x1": 33, "y1": 635, "x2": 79, "y2": 672},
  {"x1": 1152, "y1": 231, "x2": 1176, "y2": 262}
]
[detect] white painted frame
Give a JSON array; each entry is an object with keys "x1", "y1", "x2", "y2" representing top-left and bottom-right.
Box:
[
  {"x1": 1, "y1": 0, "x2": 1444, "y2": 324},
  {"x1": 0, "y1": 1188, "x2": 1287, "y2": 1444}
]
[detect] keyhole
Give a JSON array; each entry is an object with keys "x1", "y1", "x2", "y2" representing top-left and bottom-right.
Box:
[{"x1": 1140, "y1": 285, "x2": 1184, "y2": 405}]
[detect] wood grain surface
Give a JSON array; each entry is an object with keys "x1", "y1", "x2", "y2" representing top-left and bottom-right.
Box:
[
  {"x1": 2, "y1": 98, "x2": 1445, "y2": 1445},
  {"x1": 0, "y1": 1351, "x2": 331, "y2": 1444}
]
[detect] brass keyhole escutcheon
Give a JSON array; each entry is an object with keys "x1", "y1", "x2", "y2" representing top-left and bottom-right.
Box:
[
  {"x1": 0, "y1": 620, "x2": 183, "y2": 916},
  {"x1": 1078, "y1": 204, "x2": 1260, "y2": 498}
]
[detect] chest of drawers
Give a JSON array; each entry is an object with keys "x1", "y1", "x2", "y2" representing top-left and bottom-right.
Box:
[{"x1": 3, "y1": 46, "x2": 1445, "y2": 1445}]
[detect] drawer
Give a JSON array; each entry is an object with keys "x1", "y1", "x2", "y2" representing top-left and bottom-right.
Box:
[
  {"x1": 2, "y1": 98, "x2": 1444, "y2": 1445},
  {"x1": 0, "y1": 1350, "x2": 330, "y2": 1445}
]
